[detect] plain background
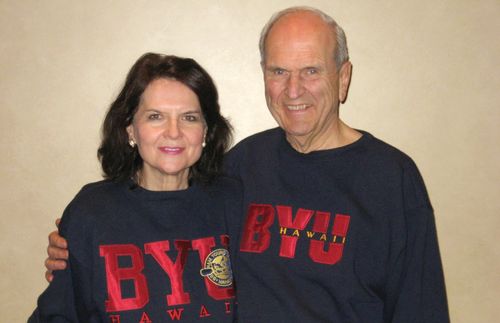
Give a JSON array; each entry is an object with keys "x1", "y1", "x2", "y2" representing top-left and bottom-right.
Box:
[{"x1": 1, "y1": 0, "x2": 498, "y2": 321}]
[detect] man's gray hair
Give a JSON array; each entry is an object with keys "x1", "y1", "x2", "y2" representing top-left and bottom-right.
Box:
[{"x1": 259, "y1": 6, "x2": 349, "y2": 70}]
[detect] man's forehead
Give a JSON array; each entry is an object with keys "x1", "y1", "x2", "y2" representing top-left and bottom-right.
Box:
[
  {"x1": 265, "y1": 12, "x2": 336, "y2": 56},
  {"x1": 264, "y1": 45, "x2": 332, "y2": 68},
  {"x1": 264, "y1": 21, "x2": 336, "y2": 68},
  {"x1": 267, "y1": 11, "x2": 333, "y2": 39}
]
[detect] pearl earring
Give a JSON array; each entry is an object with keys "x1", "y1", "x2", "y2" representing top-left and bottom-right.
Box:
[{"x1": 129, "y1": 139, "x2": 135, "y2": 148}]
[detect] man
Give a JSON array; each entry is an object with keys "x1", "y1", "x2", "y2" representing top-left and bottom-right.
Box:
[{"x1": 45, "y1": 6, "x2": 449, "y2": 322}]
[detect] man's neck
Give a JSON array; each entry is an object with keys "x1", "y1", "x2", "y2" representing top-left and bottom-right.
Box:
[{"x1": 286, "y1": 120, "x2": 362, "y2": 153}]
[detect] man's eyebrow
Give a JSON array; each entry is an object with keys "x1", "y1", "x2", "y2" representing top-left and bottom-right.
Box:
[
  {"x1": 302, "y1": 65, "x2": 324, "y2": 71},
  {"x1": 265, "y1": 65, "x2": 287, "y2": 71}
]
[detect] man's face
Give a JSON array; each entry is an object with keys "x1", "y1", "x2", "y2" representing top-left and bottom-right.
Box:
[{"x1": 262, "y1": 12, "x2": 351, "y2": 151}]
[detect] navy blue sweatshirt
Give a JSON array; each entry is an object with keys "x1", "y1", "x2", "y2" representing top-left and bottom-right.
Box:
[
  {"x1": 225, "y1": 128, "x2": 449, "y2": 323},
  {"x1": 29, "y1": 177, "x2": 242, "y2": 322}
]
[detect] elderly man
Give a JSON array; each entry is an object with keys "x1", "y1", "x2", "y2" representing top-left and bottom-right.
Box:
[{"x1": 45, "y1": 6, "x2": 449, "y2": 322}]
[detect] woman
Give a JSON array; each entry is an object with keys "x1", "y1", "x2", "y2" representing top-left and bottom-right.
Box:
[{"x1": 29, "y1": 53, "x2": 241, "y2": 322}]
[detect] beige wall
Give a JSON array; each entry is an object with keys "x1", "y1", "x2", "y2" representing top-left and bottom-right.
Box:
[{"x1": 1, "y1": 0, "x2": 498, "y2": 321}]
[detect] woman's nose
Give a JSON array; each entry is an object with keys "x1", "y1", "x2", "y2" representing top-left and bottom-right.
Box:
[{"x1": 163, "y1": 119, "x2": 181, "y2": 139}]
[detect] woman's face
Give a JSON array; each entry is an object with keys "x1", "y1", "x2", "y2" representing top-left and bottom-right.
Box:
[{"x1": 127, "y1": 78, "x2": 206, "y2": 190}]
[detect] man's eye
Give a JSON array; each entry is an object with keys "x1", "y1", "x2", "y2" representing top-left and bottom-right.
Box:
[
  {"x1": 274, "y1": 69, "x2": 285, "y2": 75},
  {"x1": 307, "y1": 68, "x2": 318, "y2": 74}
]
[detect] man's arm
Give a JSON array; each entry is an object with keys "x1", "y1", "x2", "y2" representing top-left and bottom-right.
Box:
[
  {"x1": 385, "y1": 160, "x2": 450, "y2": 322},
  {"x1": 386, "y1": 206, "x2": 449, "y2": 323},
  {"x1": 45, "y1": 219, "x2": 69, "y2": 282}
]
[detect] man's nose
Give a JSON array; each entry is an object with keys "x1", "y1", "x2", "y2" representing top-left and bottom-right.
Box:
[{"x1": 285, "y1": 74, "x2": 305, "y2": 99}]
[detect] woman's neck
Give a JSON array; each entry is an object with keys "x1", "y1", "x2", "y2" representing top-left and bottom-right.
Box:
[{"x1": 136, "y1": 169, "x2": 189, "y2": 191}]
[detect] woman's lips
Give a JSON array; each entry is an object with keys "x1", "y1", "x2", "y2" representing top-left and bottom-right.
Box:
[{"x1": 158, "y1": 146, "x2": 184, "y2": 155}]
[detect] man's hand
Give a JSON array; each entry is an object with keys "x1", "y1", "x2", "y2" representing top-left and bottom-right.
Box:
[{"x1": 45, "y1": 219, "x2": 68, "y2": 282}]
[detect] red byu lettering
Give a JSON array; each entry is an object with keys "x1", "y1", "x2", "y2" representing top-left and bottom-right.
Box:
[
  {"x1": 309, "y1": 213, "x2": 350, "y2": 264},
  {"x1": 239, "y1": 204, "x2": 274, "y2": 252},
  {"x1": 144, "y1": 240, "x2": 191, "y2": 306},
  {"x1": 100, "y1": 235, "x2": 234, "y2": 314},
  {"x1": 276, "y1": 205, "x2": 314, "y2": 258},
  {"x1": 240, "y1": 204, "x2": 351, "y2": 265},
  {"x1": 100, "y1": 244, "x2": 149, "y2": 312}
]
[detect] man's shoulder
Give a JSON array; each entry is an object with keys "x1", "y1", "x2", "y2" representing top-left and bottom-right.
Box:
[
  {"x1": 203, "y1": 175, "x2": 243, "y2": 197},
  {"x1": 361, "y1": 131, "x2": 420, "y2": 173},
  {"x1": 224, "y1": 127, "x2": 282, "y2": 176},
  {"x1": 232, "y1": 127, "x2": 282, "y2": 150},
  {"x1": 225, "y1": 128, "x2": 281, "y2": 162}
]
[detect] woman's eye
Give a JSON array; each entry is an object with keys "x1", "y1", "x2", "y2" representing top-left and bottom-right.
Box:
[
  {"x1": 148, "y1": 113, "x2": 161, "y2": 120},
  {"x1": 183, "y1": 115, "x2": 198, "y2": 122}
]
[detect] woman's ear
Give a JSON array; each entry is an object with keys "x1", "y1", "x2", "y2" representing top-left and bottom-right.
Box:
[{"x1": 126, "y1": 125, "x2": 136, "y2": 147}]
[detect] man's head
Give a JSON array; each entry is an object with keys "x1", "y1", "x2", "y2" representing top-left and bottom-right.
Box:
[
  {"x1": 259, "y1": 7, "x2": 349, "y2": 69},
  {"x1": 259, "y1": 7, "x2": 354, "y2": 152}
]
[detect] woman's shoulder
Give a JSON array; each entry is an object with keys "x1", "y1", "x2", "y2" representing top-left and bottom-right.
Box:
[
  {"x1": 78, "y1": 179, "x2": 119, "y2": 193},
  {"x1": 59, "y1": 180, "x2": 129, "y2": 236},
  {"x1": 62, "y1": 180, "x2": 125, "y2": 219},
  {"x1": 72, "y1": 179, "x2": 124, "y2": 202}
]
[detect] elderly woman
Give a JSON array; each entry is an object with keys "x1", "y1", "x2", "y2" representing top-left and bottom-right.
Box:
[{"x1": 29, "y1": 53, "x2": 241, "y2": 322}]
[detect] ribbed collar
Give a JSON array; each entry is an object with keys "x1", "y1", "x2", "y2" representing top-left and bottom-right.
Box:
[{"x1": 278, "y1": 128, "x2": 373, "y2": 162}]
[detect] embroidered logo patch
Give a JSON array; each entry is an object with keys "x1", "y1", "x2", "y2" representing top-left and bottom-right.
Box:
[{"x1": 199, "y1": 248, "x2": 233, "y2": 287}]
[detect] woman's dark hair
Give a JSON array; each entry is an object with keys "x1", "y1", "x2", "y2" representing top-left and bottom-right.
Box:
[{"x1": 98, "y1": 53, "x2": 232, "y2": 184}]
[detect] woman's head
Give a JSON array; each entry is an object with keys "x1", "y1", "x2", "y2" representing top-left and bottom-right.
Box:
[{"x1": 98, "y1": 53, "x2": 232, "y2": 186}]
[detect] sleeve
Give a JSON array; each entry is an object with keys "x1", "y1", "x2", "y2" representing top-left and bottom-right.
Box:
[
  {"x1": 28, "y1": 260, "x2": 79, "y2": 322},
  {"x1": 385, "y1": 161, "x2": 450, "y2": 323},
  {"x1": 28, "y1": 197, "x2": 95, "y2": 322}
]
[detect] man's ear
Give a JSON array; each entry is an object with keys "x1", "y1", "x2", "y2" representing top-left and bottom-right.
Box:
[{"x1": 338, "y1": 61, "x2": 352, "y2": 103}]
